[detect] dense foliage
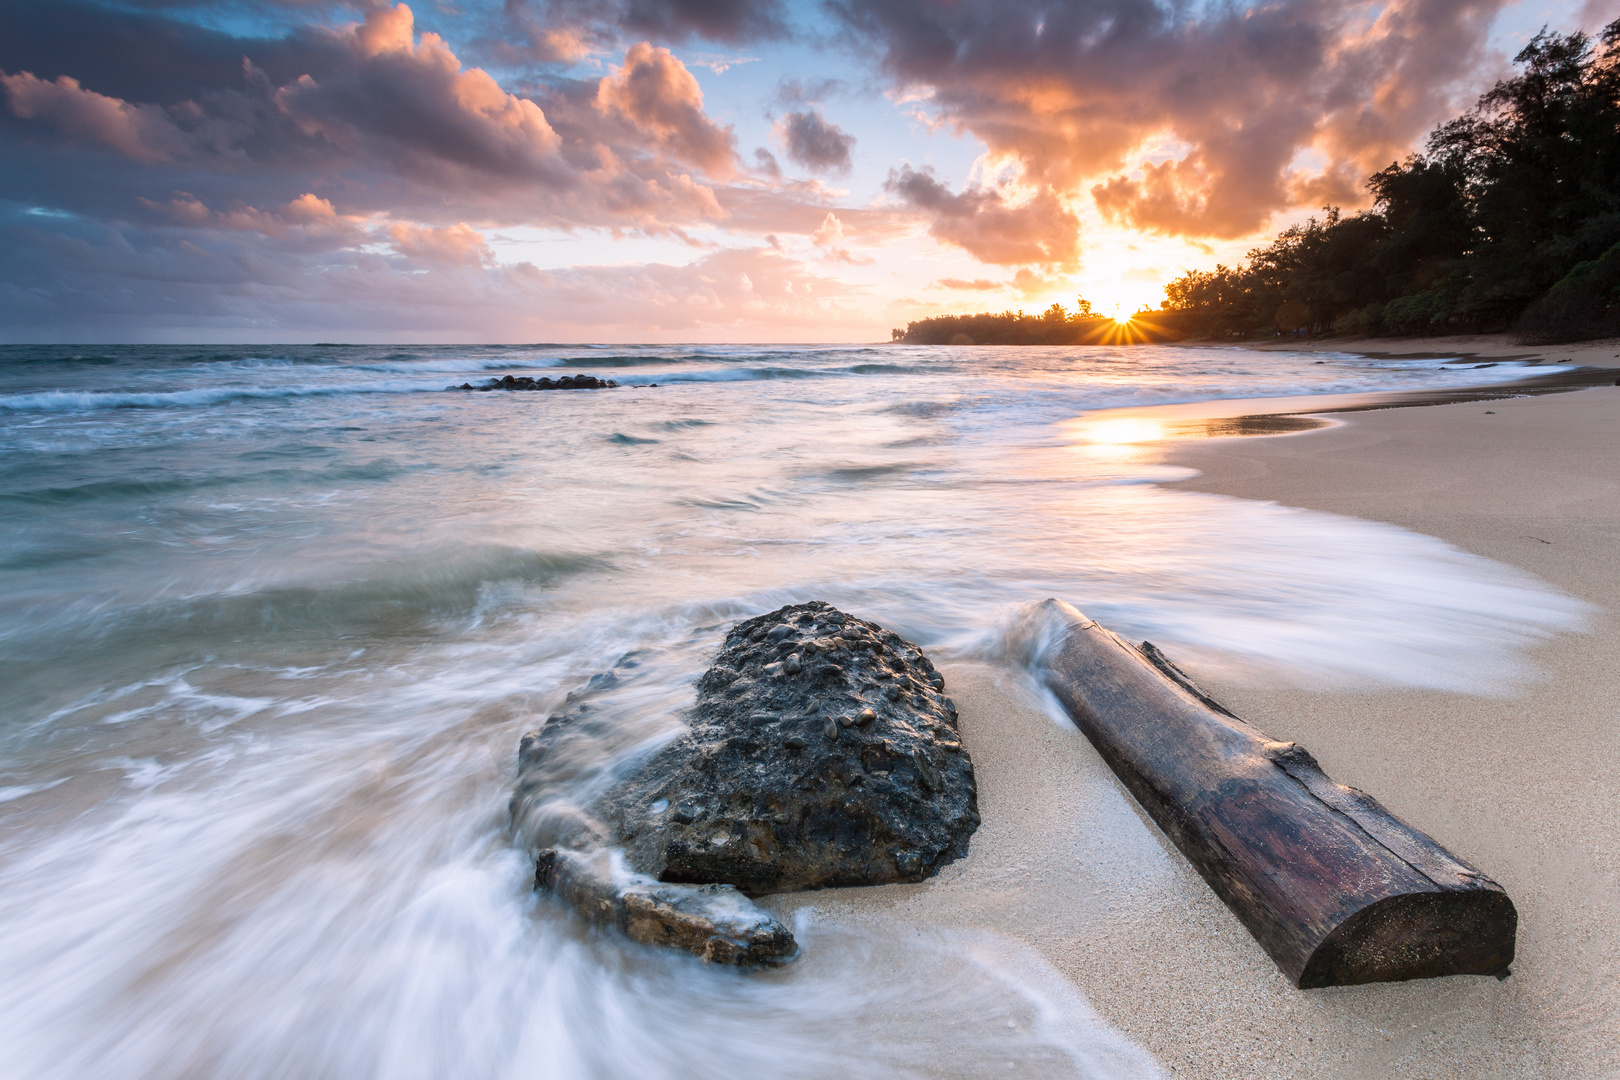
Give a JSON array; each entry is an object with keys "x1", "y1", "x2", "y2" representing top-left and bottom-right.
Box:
[
  {"x1": 893, "y1": 302, "x2": 1117, "y2": 344},
  {"x1": 1158, "y1": 22, "x2": 1620, "y2": 343}
]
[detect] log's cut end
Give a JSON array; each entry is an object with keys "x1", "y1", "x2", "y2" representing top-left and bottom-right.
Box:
[
  {"x1": 1298, "y1": 888, "x2": 1517, "y2": 989},
  {"x1": 1031, "y1": 598, "x2": 1520, "y2": 991}
]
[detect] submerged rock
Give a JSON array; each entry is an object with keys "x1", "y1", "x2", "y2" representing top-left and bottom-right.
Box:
[
  {"x1": 538, "y1": 848, "x2": 795, "y2": 966},
  {"x1": 448, "y1": 374, "x2": 619, "y2": 392},
  {"x1": 510, "y1": 601, "x2": 980, "y2": 964}
]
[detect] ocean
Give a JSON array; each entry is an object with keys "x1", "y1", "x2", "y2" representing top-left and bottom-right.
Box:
[{"x1": 0, "y1": 343, "x2": 1588, "y2": 1079}]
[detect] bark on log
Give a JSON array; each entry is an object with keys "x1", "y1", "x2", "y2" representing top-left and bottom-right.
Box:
[{"x1": 1036, "y1": 599, "x2": 1516, "y2": 988}]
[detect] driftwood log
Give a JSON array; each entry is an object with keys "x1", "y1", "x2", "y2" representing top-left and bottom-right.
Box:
[{"x1": 1037, "y1": 599, "x2": 1516, "y2": 988}]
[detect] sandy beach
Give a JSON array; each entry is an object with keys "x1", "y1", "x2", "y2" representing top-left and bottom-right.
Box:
[
  {"x1": 772, "y1": 345, "x2": 1620, "y2": 1078},
  {"x1": 1236, "y1": 332, "x2": 1620, "y2": 368}
]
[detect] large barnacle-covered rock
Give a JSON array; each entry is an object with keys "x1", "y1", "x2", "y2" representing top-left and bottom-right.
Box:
[
  {"x1": 604, "y1": 601, "x2": 979, "y2": 893},
  {"x1": 510, "y1": 601, "x2": 980, "y2": 963}
]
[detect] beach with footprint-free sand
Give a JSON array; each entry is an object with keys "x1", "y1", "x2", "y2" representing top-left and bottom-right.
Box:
[{"x1": 770, "y1": 338, "x2": 1620, "y2": 1078}]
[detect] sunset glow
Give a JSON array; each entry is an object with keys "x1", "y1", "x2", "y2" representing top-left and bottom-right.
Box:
[{"x1": 0, "y1": 0, "x2": 1599, "y2": 342}]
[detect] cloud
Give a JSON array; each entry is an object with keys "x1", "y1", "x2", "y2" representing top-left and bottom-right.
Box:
[
  {"x1": 774, "y1": 77, "x2": 845, "y2": 106},
  {"x1": 0, "y1": 203, "x2": 868, "y2": 340},
  {"x1": 931, "y1": 277, "x2": 1004, "y2": 290},
  {"x1": 474, "y1": 0, "x2": 791, "y2": 68},
  {"x1": 752, "y1": 147, "x2": 783, "y2": 177},
  {"x1": 597, "y1": 42, "x2": 737, "y2": 177},
  {"x1": 1010, "y1": 267, "x2": 1067, "y2": 296},
  {"x1": 388, "y1": 221, "x2": 494, "y2": 266},
  {"x1": 811, "y1": 212, "x2": 844, "y2": 245},
  {"x1": 271, "y1": 6, "x2": 568, "y2": 186},
  {"x1": 777, "y1": 109, "x2": 855, "y2": 173},
  {"x1": 885, "y1": 164, "x2": 1080, "y2": 267},
  {"x1": 0, "y1": 5, "x2": 744, "y2": 233},
  {"x1": 615, "y1": 0, "x2": 788, "y2": 42},
  {"x1": 833, "y1": 0, "x2": 1514, "y2": 238},
  {"x1": 1, "y1": 71, "x2": 189, "y2": 163},
  {"x1": 138, "y1": 191, "x2": 365, "y2": 245}
]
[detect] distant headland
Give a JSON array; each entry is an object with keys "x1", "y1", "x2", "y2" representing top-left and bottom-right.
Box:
[{"x1": 892, "y1": 303, "x2": 1182, "y2": 345}]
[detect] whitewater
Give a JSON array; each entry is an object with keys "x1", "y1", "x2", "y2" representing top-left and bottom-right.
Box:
[{"x1": 0, "y1": 342, "x2": 1588, "y2": 1080}]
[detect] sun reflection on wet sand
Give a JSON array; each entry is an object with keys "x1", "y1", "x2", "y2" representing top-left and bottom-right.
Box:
[{"x1": 1076, "y1": 417, "x2": 1168, "y2": 445}]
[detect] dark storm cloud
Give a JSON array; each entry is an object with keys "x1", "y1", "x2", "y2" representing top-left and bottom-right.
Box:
[
  {"x1": 831, "y1": 0, "x2": 1510, "y2": 237},
  {"x1": 778, "y1": 108, "x2": 854, "y2": 172},
  {"x1": 886, "y1": 164, "x2": 1080, "y2": 266}
]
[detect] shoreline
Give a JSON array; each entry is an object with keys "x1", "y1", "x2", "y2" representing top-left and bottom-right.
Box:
[
  {"x1": 1156, "y1": 385, "x2": 1620, "y2": 1076},
  {"x1": 771, "y1": 375, "x2": 1620, "y2": 1077},
  {"x1": 1221, "y1": 330, "x2": 1620, "y2": 367},
  {"x1": 1077, "y1": 335, "x2": 1620, "y2": 442}
]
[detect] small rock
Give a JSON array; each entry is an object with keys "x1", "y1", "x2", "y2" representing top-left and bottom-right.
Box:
[
  {"x1": 823, "y1": 718, "x2": 839, "y2": 742},
  {"x1": 537, "y1": 848, "x2": 794, "y2": 966},
  {"x1": 856, "y1": 707, "x2": 877, "y2": 727},
  {"x1": 837, "y1": 713, "x2": 856, "y2": 728},
  {"x1": 784, "y1": 734, "x2": 808, "y2": 750},
  {"x1": 784, "y1": 654, "x2": 803, "y2": 675}
]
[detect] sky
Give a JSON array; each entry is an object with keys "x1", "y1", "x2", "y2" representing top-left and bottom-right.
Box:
[{"x1": 0, "y1": 0, "x2": 1613, "y2": 343}]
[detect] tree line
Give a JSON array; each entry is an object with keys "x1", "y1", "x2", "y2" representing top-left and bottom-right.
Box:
[
  {"x1": 892, "y1": 301, "x2": 1122, "y2": 344},
  {"x1": 1157, "y1": 22, "x2": 1620, "y2": 344}
]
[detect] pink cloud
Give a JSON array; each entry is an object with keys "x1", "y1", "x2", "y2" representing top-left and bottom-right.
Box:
[
  {"x1": 2, "y1": 5, "x2": 749, "y2": 234},
  {"x1": 1, "y1": 71, "x2": 189, "y2": 163},
  {"x1": 842, "y1": 0, "x2": 1515, "y2": 238},
  {"x1": 597, "y1": 43, "x2": 738, "y2": 178},
  {"x1": 886, "y1": 165, "x2": 1081, "y2": 268},
  {"x1": 388, "y1": 222, "x2": 494, "y2": 266}
]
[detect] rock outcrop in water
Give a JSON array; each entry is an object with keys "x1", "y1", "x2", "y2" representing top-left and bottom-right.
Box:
[
  {"x1": 448, "y1": 374, "x2": 619, "y2": 392},
  {"x1": 511, "y1": 601, "x2": 979, "y2": 964}
]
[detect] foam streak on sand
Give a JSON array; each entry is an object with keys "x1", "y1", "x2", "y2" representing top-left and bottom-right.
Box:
[{"x1": 0, "y1": 341, "x2": 1610, "y2": 1079}]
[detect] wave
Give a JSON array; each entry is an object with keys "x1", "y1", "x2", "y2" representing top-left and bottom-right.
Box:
[
  {"x1": 845, "y1": 363, "x2": 927, "y2": 375},
  {"x1": 0, "y1": 459, "x2": 406, "y2": 507},
  {"x1": 626, "y1": 367, "x2": 825, "y2": 384},
  {"x1": 352, "y1": 357, "x2": 563, "y2": 374},
  {"x1": 0, "y1": 545, "x2": 598, "y2": 660},
  {"x1": 0, "y1": 353, "x2": 124, "y2": 368},
  {"x1": 549, "y1": 355, "x2": 695, "y2": 368},
  {"x1": 0, "y1": 380, "x2": 442, "y2": 413}
]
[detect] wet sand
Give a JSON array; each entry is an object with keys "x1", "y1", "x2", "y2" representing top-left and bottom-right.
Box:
[
  {"x1": 1232, "y1": 330, "x2": 1620, "y2": 368},
  {"x1": 771, "y1": 378, "x2": 1620, "y2": 1077}
]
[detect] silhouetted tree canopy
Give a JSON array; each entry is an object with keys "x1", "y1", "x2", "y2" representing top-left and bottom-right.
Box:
[
  {"x1": 1157, "y1": 21, "x2": 1620, "y2": 343},
  {"x1": 892, "y1": 303, "x2": 1113, "y2": 344}
]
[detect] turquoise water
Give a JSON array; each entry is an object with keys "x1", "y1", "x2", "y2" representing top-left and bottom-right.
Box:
[{"x1": 0, "y1": 343, "x2": 1585, "y2": 1079}]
